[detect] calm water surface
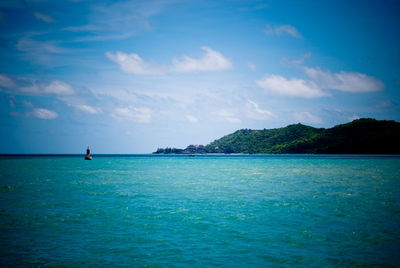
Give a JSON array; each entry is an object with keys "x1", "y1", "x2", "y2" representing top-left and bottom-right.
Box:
[{"x1": 0, "y1": 155, "x2": 399, "y2": 267}]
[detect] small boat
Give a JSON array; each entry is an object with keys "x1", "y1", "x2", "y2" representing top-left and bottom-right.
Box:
[{"x1": 84, "y1": 146, "x2": 92, "y2": 160}]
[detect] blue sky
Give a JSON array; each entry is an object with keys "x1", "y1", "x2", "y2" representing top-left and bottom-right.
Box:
[{"x1": 1, "y1": 0, "x2": 399, "y2": 153}]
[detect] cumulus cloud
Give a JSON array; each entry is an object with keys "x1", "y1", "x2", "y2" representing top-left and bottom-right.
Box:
[
  {"x1": 33, "y1": 12, "x2": 55, "y2": 23},
  {"x1": 293, "y1": 111, "x2": 323, "y2": 124},
  {"x1": 106, "y1": 46, "x2": 232, "y2": 75},
  {"x1": 264, "y1": 24, "x2": 302, "y2": 38},
  {"x1": 245, "y1": 100, "x2": 273, "y2": 120},
  {"x1": 256, "y1": 66, "x2": 384, "y2": 98},
  {"x1": 20, "y1": 81, "x2": 74, "y2": 95},
  {"x1": 112, "y1": 107, "x2": 153, "y2": 123},
  {"x1": 105, "y1": 51, "x2": 166, "y2": 75},
  {"x1": 0, "y1": 75, "x2": 75, "y2": 96},
  {"x1": 171, "y1": 46, "x2": 232, "y2": 72},
  {"x1": 31, "y1": 108, "x2": 58, "y2": 119},
  {"x1": 43, "y1": 80, "x2": 75, "y2": 95},
  {"x1": 256, "y1": 74, "x2": 328, "y2": 98},
  {"x1": 304, "y1": 67, "x2": 384, "y2": 92}
]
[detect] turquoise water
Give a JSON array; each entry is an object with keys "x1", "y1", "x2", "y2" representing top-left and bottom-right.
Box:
[{"x1": 0, "y1": 155, "x2": 399, "y2": 267}]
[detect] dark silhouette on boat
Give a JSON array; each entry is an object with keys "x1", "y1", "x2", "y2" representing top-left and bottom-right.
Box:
[{"x1": 85, "y1": 146, "x2": 92, "y2": 160}]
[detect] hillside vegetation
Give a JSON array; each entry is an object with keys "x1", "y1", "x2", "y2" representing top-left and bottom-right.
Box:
[{"x1": 154, "y1": 118, "x2": 400, "y2": 154}]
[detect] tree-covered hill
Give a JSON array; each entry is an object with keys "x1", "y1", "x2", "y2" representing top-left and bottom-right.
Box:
[
  {"x1": 205, "y1": 123, "x2": 322, "y2": 154},
  {"x1": 281, "y1": 118, "x2": 400, "y2": 154},
  {"x1": 153, "y1": 118, "x2": 400, "y2": 154}
]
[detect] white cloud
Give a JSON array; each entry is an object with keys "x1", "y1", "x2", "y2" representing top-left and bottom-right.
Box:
[
  {"x1": 15, "y1": 34, "x2": 71, "y2": 66},
  {"x1": 256, "y1": 74, "x2": 328, "y2": 98},
  {"x1": 304, "y1": 67, "x2": 384, "y2": 93},
  {"x1": 256, "y1": 67, "x2": 384, "y2": 99},
  {"x1": 186, "y1": 115, "x2": 199, "y2": 123},
  {"x1": 293, "y1": 111, "x2": 323, "y2": 124},
  {"x1": 92, "y1": 88, "x2": 140, "y2": 103},
  {"x1": 33, "y1": 12, "x2": 55, "y2": 23},
  {"x1": 74, "y1": 104, "x2": 102, "y2": 114},
  {"x1": 7, "y1": 98, "x2": 35, "y2": 110},
  {"x1": 245, "y1": 100, "x2": 274, "y2": 120},
  {"x1": 17, "y1": 37, "x2": 66, "y2": 54},
  {"x1": 106, "y1": 46, "x2": 232, "y2": 75},
  {"x1": 0, "y1": 75, "x2": 76, "y2": 96},
  {"x1": 22, "y1": 101, "x2": 33, "y2": 107},
  {"x1": 19, "y1": 84, "x2": 39, "y2": 94},
  {"x1": 217, "y1": 109, "x2": 241, "y2": 123},
  {"x1": 264, "y1": 24, "x2": 302, "y2": 38},
  {"x1": 60, "y1": 96, "x2": 102, "y2": 114},
  {"x1": 171, "y1": 46, "x2": 232, "y2": 72},
  {"x1": 283, "y1": 52, "x2": 312, "y2": 66},
  {"x1": 43, "y1": 80, "x2": 75, "y2": 95},
  {"x1": 112, "y1": 107, "x2": 153, "y2": 123},
  {"x1": 64, "y1": 24, "x2": 102, "y2": 32},
  {"x1": 64, "y1": 1, "x2": 175, "y2": 41},
  {"x1": 0, "y1": 74, "x2": 16, "y2": 88},
  {"x1": 105, "y1": 51, "x2": 166, "y2": 75},
  {"x1": 91, "y1": 87, "x2": 198, "y2": 117},
  {"x1": 19, "y1": 81, "x2": 74, "y2": 95},
  {"x1": 32, "y1": 108, "x2": 58, "y2": 119}
]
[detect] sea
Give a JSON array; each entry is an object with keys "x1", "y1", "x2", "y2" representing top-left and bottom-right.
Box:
[{"x1": 0, "y1": 154, "x2": 399, "y2": 267}]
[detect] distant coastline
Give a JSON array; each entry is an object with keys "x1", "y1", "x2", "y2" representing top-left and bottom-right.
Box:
[{"x1": 153, "y1": 118, "x2": 400, "y2": 154}]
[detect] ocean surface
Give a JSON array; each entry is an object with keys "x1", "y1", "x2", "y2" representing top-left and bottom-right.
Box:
[{"x1": 0, "y1": 155, "x2": 399, "y2": 267}]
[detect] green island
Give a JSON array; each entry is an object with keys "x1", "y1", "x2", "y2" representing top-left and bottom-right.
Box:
[{"x1": 153, "y1": 118, "x2": 400, "y2": 154}]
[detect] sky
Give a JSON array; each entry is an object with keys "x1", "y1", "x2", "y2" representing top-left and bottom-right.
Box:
[{"x1": 1, "y1": 0, "x2": 400, "y2": 153}]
